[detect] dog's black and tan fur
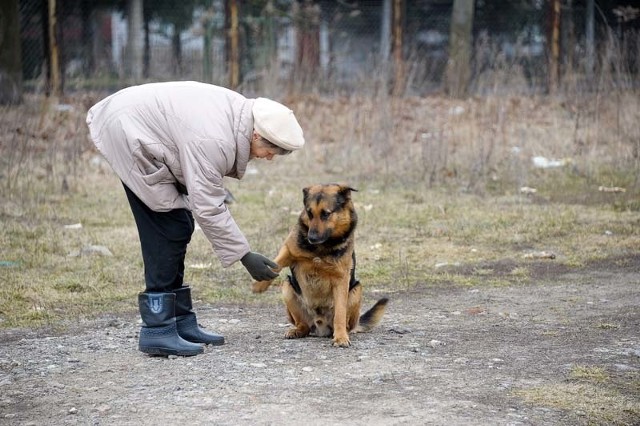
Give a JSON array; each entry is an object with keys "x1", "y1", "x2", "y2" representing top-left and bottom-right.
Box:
[{"x1": 252, "y1": 183, "x2": 388, "y2": 347}]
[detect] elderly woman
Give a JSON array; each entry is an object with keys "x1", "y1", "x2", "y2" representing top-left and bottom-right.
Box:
[{"x1": 86, "y1": 81, "x2": 305, "y2": 357}]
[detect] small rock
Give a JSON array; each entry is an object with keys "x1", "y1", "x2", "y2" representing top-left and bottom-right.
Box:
[
  {"x1": 250, "y1": 363, "x2": 266, "y2": 368},
  {"x1": 68, "y1": 407, "x2": 78, "y2": 415},
  {"x1": 389, "y1": 326, "x2": 411, "y2": 335},
  {"x1": 96, "y1": 404, "x2": 111, "y2": 414},
  {"x1": 523, "y1": 251, "x2": 556, "y2": 260},
  {"x1": 302, "y1": 366, "x2": 313, "y2": 372}
]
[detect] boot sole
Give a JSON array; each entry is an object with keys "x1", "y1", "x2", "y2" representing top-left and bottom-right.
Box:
[
  {"x1": 189, "y1": 338, "x2": 225, "y2": 346},
  {"x1": 139, "y1": 346, "x2": 203, "y2": 357}
]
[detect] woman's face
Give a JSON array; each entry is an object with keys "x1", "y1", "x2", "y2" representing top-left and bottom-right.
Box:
[{"x1": 249, "y1": 132, "x2": 279, "y2": 161}]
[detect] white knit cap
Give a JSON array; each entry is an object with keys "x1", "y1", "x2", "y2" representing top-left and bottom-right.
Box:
[{"x1": 252, "y1": 98, "x2": 305, "y2": 150}]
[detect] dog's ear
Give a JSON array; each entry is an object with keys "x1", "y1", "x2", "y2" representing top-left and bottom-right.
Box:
[
  {"x1": 302, "y1": 186, "x2": 311, "y2": 204},
  {"x1": 336, "y1": 185, "x2": 357, "y2": 206},
  {"x1": 338, "y1": 185, "x2": 357, "y2": 198}
]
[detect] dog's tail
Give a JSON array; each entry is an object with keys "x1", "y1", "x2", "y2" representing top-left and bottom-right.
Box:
[{"x1": 356, "y1": 298, "x2": 389, "y2": 332}]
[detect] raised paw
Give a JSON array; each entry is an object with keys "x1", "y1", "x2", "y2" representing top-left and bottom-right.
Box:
[{"x1": 252, "y1": 280, "x2": 273, "y2": 293}]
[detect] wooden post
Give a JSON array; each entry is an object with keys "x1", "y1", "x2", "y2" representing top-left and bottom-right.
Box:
[
  {"x1": 48, "y1": 0, "x2": 61, "y2": 97},
  {"x1": 445, "y1": 0, "x2": 475, "y2": 98},
  {"x1": 392, "y1": 0, "x2": 405, "y2": 96},
  {"x1": 125, "y1": 0, "x2": 144, "y2": 82},
  {"x1": 0, "y1": 0, "x2": 22, "y2": 104},
  {"x1": 226, "y1": 0, "x2": 240, "y2": 90},
  {"x1": 548, "y1": 0, "x2": 561, "y2": 94},
  {"x1": 585, "y1": 0, "x2": 595, "y2": 82},
  {"x1": 293, "y1": 0, "x2": 321, "y2": 90}
]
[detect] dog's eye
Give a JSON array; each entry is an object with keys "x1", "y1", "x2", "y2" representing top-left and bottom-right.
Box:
[
  {"x1": 306, "y1": 209, "x2": 313, "y2": 219},
  {"x1": 320, "y1": 210, "x2": 331, "y2": 220}
]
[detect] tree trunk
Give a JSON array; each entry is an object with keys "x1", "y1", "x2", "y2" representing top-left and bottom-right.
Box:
[
  {"x1": 293, "y1": 0, "x2": 321, "y2": 91},
  {"x1": 172, "y1": 27, "x2": 183, "y2": 77},
  {"x1": 445, "y1": 0, "x2": 475, "y2": 98},
  {"x1": 80, "y1": 0, "x2": 94, "y2": 76},
  {"x1": 143, "y1": 14, "x2": 150, "y2": 78},
  {"x1": 585, "y1": 0, "x2": 595, "y2": 82},
  {"x1": 392, "y1": 0, "x2": 405, "y2": 96},
  {"x1": 125, "y1": 0, "x2": 144, "y2": 82},
  {"x1": 380, "y1": 0, "x2": 392, "y2": 64},
  {"x1": 202, "y1": 6, "x2": 214, "y2": 83},
  {"x1": 225, "y1": 0, "x2": 240, "y2": 89},
  {"x1": 562, "y1": 0, "x2": 574, "y2": 75},
  {"x1": 0, "y1": 0, "x2": 23, "y2": 104},
  {"x1": 48, "y1": 0, "x2": 62, "y2": 97},
  {"x1": 548, "y1": 0, "x2": 561, "y2": 94}
]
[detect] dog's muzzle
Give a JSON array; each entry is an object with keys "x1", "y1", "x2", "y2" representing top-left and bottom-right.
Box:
[{"x1": 307, "y1": 230, "x2": 329, "y2": 245}]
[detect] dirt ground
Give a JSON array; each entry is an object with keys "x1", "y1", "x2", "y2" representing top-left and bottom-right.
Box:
[{"x1": 1, "y1": 257, "x2": 639, "y2": 426}]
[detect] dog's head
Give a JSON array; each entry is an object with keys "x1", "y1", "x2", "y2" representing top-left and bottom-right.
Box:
[{"x1": 300, "y1": 183, "x2": 357, "y2": 245}]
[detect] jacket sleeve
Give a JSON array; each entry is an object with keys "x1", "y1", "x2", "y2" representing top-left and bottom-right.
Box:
[{"x1": 181, "y1": 140, "x2": 250, "y2": 268}]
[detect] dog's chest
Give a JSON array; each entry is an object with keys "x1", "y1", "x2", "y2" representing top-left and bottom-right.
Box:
[
  {"x1": 297, "y1": 271, "x2": 332, "y2": 301},
  {"x1": 293, "y1": 260, "x2": 337, "y2": 303}
]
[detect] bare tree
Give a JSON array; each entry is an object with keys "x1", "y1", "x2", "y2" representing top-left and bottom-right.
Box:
[
  {"x1": 548, "y1": 0, "x2": 561, "y2": 93},
  {"x1": 585, "y1": 0, "x2": 595, "y2": 82},
  {"x1": 293, "y1": 0, "x2": 321, "y2": 91},
  {"x1": 225, "y1": 0, "x2": 240, "y2": 89},
  {"x1": 0, "y1": 0, "x2": 22, "y2": 104},
  {"x1": 392, "y1": 0, "x2": 405, "y2": 96},
  {"x1": 445, "y1": 0, "x2": 475, "y2": 98},
  {"x1": 124, "y1": 0, "x2": 144, "y2": 81}
]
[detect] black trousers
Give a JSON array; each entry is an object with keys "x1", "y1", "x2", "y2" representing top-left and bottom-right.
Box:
[{"x1": 123, "y1": 184, "x2": 195, "y2": 292}]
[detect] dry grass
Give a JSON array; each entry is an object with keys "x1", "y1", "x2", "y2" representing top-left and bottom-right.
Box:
[
  {"x1": 514, "y1": 365, "x2": 640, "y2": 425},
  {"x1": 0, "y1": 85, "x2": 639, "y2": 329},
  {"x1": 514, "y1": 382, "x2": 639, "y2": 425}
]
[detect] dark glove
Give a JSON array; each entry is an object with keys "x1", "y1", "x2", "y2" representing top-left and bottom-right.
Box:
[{"x1": 241, "y1": 252, "x2": 279, "y2": 281}]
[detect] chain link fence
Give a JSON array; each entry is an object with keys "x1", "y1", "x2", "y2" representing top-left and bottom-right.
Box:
[{"x1": 18, "y1": 0, "x2": 640, "y2": 96}]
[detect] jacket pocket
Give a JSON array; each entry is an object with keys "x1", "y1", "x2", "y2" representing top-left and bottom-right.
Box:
[{"x1": 139, "y1": 163, "x2": 174, "y2": 185}]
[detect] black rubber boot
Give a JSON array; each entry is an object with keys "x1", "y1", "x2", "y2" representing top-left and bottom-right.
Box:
[
  {"x1": 173, "y1": 287, "x2": 225, "y2": 346},
  {"x1": 138, "y1": 292, "x2": 204, "y2": 356}
]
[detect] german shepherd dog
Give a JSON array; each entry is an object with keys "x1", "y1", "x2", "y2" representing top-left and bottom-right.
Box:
[{"x1": 252, "y1": 184, "x2": 388, "y2": 347}]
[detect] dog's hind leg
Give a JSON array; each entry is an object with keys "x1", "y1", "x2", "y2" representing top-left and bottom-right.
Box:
[
  {"x1": 283, "y1": 281, "x2": 311, "y2": 339},
  {"x1": 346, "y1": 283, "x2": 362, "y2": 332}
]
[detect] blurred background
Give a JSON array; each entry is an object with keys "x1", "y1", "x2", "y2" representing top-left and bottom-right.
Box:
[
  {"x1": 4, "y1": 0, "x2": 639, "y2": 100},
  {"x1": 1, "y1": 0, "x2": 639, "y2": 203}
]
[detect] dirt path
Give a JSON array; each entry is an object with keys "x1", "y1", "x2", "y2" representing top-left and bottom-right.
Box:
[{"x1": 1, "y1": 261, "x2": 639, "y2": 426}]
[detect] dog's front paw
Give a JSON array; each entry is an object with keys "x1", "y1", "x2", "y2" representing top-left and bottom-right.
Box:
[
  {"x1": 252, "y1": 280, "x2": 273, "y2": 293},
  {"x1": 285, "y1": 326, "x2": 310, "y2": 339},
  {"x1": 332, "y1": 334, "x2": 351, "y2": 348}
]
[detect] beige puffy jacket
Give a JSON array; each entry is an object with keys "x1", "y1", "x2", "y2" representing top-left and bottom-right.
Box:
[{"x1": 86, "y1": 81, "x2": 254, "y2": 267}]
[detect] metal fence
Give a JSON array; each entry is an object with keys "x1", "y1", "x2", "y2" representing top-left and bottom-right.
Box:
[{"x1": 18, "y1": 0, "x2": 640, "y2": 96}]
